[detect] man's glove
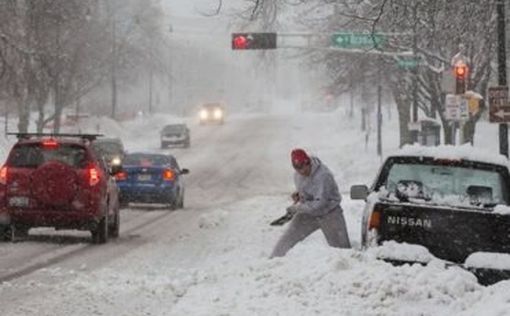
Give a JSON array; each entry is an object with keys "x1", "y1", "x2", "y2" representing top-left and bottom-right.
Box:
[
  {"x1": 286, "y1": 205, "x2": 299, "y2": 215},
  {"x1": 291, "y1": 192, "x2": 300, "y2": 203}
]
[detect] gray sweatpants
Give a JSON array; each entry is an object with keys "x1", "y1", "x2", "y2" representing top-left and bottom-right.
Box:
[{"x1": 270, "y1": 207, "x2": 351, "y2": 258}]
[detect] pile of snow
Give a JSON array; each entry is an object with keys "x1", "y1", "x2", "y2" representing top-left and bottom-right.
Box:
[
  {"x1": 368, "y1": 240, "x2": 435, "y2": 263},
  {"x1": 465, "y1": 253, "x2": 510, "y2": 270}
]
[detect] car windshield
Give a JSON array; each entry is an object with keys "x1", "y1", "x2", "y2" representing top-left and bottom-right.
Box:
[
  {"x1": 383, "y1": 162, "x2": 509, "y2": 207},
  {"x1": 8, "y1": 143, "x2": 88, "y2": 168},
  {"x1": 124, "y1": 154, "x2": 170, "y2": 166}
]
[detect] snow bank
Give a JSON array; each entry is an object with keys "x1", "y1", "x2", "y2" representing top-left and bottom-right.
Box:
[{"x1": 395, "y1": 144, "x2": 510, "y2": 167}]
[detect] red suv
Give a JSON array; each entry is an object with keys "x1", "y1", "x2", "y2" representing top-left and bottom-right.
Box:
[{"x1": 0, "y1": 133, "x2": 121, "y2": 244}]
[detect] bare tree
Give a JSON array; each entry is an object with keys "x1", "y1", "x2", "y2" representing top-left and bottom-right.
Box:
[{"x1": 229, "y1": 0, "x2": 497, "y2": 146}]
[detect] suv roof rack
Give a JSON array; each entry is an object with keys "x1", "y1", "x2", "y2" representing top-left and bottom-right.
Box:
[{"x1": 7, "y1": 133, "x2": 104, "y2": 141}]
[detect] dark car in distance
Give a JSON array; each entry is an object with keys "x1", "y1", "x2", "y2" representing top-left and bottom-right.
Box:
[
  {"x1": 160, "y1": 124, "x2": 190, "y2": 148},
  {"x1": 0, "y1": 133, "x2": 122, "y2": 244},
  {"x1": 116, "y1": 153, "x2": 189, "y2": 209}
]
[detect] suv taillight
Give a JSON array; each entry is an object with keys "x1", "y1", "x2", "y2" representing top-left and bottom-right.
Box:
[
  {"x1": 88, "y1": 165, "x2": 100, "y2": 186},
  {"x1": 162, "y1": 169, "x2": 174, "y2": 181},
  {"x1": 0, "y1": 166, "x2": 7, "y2": 185}
]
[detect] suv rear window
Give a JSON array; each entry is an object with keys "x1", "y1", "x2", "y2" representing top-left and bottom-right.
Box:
[
  {"x1": 124, "y1": 154, "x2": 170, "y2": 166},
  {"x1": 8, "y1": 144, "x2": 88, "y2": 168}
]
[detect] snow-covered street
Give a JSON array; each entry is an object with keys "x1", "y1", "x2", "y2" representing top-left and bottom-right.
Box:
[{"x1": 0, "y1": 109, "x2": 509, "y2": 316}]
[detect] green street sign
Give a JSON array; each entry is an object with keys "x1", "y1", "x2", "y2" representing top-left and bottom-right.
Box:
[
  {"x1": 397, "y1": 57, "x2": 421, "y2": 69},
  {"x1": 332, "y1": 33, "x2": 385, "y2": 48}
]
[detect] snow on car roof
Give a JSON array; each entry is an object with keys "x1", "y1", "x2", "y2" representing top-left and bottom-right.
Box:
[{"x1": 389, "y1": 144, "x2": 510, "y2": 167}]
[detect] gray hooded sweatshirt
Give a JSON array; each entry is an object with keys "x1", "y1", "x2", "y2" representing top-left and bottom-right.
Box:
[{"x1": 293, "y1": 157, "x2": 342, "y2": 217}]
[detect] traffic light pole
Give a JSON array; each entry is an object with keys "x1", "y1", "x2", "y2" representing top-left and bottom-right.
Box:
[{"x1": 497, "y1": 0, "x2": 508, "y2": 157}]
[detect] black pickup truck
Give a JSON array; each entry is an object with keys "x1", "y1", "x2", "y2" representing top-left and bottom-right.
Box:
[{"x1": 351, "y1": 145, "x2": 510, "y2": 285}]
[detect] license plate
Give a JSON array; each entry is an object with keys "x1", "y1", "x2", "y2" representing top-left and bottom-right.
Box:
[
  {"x1": 138, "y1": 174, "x2": 152, "y2": 181},
  {"x1": 9, "y1": 196, "x2": 29, "y2": 207}
]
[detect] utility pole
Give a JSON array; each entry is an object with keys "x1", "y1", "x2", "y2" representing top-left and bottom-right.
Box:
[
  {"x1": 149, "y1": 64, "x2": 153, "y2": 113},
  {"x1": 4, "y1": 108, "x2": 8, "y2": 137},
  {"x1": 349, "y1": 70, "x2": 354, "y2": 118},
  {"x1": 497, "y1": 0, "x2": 508, "y2": 157},
  {"x1": 168, "y1": 24, "x2": 173, "y2": 115},
  {"x1": 111, "y1": 17, "x2": 117, "y2": 120},
  {"x1": 376, "y1": 54, "x2": 383, "y2": 157},
  {"x1": 377, "y1": 83, "x2": 382, "y2": 157},
  {"x1": 411, "y1": 4, "x2": 419, "y2": 144}
]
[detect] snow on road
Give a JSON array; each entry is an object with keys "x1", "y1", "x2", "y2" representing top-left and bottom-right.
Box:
[{"x1": 1, "y1": 109, "x2": 510, "y2": 316}]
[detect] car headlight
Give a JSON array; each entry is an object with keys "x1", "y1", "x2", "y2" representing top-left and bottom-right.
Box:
[
  {"x1": 200, "y1": 109, "x2": 208, "y2": 120},
  {"x1": 213, "y1": 109, "x2": 223, "y2": 119},
  {"x1": 111, "y1": 156, "x2": 122, "y2": 166}
]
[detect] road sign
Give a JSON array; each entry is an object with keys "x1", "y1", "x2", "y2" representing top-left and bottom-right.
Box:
[
  {"x1": 397, "y1": 57, "x2": 420, "y2": 69},
  {"x1": 468, "y1": 97, "x2": 480, "y2": 115},
  {"x1": 408, "y1": 121, "x2": 421, "y2": 131},
  {"x1": 444, "y1": 94, "x2": 462, "y2": 121},
  {"x1": 459, "y1": 98, "x2": 469, "y2": 120},
  {"x1": 489, "y1": 86, "x2": 510, "y2": 123},
  {"x1": 331, "y1": 33, "x2": 385, "y2": 48}
]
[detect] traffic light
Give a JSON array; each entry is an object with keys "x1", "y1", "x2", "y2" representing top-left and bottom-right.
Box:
[
  {"x1": 231, "y1": 33, "x2": 277, "y2": 50},
  {"x1": 454, "y1": 63, "x2": 468, "y2": 94}
]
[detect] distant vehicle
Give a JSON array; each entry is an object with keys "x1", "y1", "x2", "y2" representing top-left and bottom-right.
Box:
[
  {"x1": 199, "y1": 102, "x2": 225, "y2": 125},
  {"x1": 91, "y1": 137, "x2": 125, "y2": 167},
  {"x1": 0, "y1": 133, "x2": 122, "y2": 244},
  {"x1": 160, "y1": 124, "x2": 190, "y2": 148},
  {"x1": 116, "y1": 152, "x2": 189, "y2": 209},
  {"x1": 350, "y1": 145, "x2": 510, "y2": 285}
]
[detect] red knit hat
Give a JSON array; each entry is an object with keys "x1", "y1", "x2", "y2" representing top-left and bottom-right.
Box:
[{"x1": 291, "y1": 148, "x2": 310, "y2": 166}]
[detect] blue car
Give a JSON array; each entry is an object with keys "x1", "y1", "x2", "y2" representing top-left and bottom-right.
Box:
[{"x1": 116, "y1": 153, "x2": 189, "y2": 209}]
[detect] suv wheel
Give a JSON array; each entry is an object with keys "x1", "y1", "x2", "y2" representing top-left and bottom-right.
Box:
[
  {"x1": 178, "y1": 192, "x2": 184, "y2": 209},
  {"x1": 108, "y1": 209, "x2": 120, "y2": 238},
  {"x1": 91, "y1": 213, "x2": 109, "y2": 244},
  {"x1": 0, "y1": 225, "x2": 14, "y2": 242},
  {"x1": 0, "y1": 225, "x2": 28, "y2": 242},
  {"x1": 14, "y1": 225, "x2": 29, "y2": 238}
]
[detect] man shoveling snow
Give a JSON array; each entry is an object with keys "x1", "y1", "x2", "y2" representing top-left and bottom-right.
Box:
[{"x1": 270, "y1": 148, "x2": 351, "y2": 258}]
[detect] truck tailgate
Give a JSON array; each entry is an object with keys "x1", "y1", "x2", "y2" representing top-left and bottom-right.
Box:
[{"x1": 378, "y1": 203, "x2": 510, "y2": 263}]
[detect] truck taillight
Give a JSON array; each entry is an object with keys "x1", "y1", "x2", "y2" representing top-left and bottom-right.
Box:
[
  {"x1": 88, "y1": 165, "x2": 100, "y2": 186},
  {"x1": 162, "y1": 169, "x2": 174, "y2": 181},
  {"x1": 368, "y1": 208, "x2": 382, "y2": 230},
  {"x1": 0, "y1": 166, "x2": 7, "y2": 185}
]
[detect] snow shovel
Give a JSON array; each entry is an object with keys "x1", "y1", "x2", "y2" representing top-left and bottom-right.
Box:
[{"x1": 270, "y1": 212, "x2": 294, "y2": 226}]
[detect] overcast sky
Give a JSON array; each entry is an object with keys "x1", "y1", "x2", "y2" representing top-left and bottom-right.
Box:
[{"x1": 162, "y1": 0, "x2": 239, "y2": 18}]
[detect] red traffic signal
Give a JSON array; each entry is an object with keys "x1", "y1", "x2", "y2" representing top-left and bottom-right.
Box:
[
  {"x1": 455, "y1": 64, "x2": 467, "y2": 78},
  {"x1": 231, "y1": 33, "x2": 277, "y2": 50},
  {"x1": 454, "y1": 63, "x2": 468, "y2": 94},
  {"x1": 232, "y1": 35, "x2": 248, "y2": 49}
]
